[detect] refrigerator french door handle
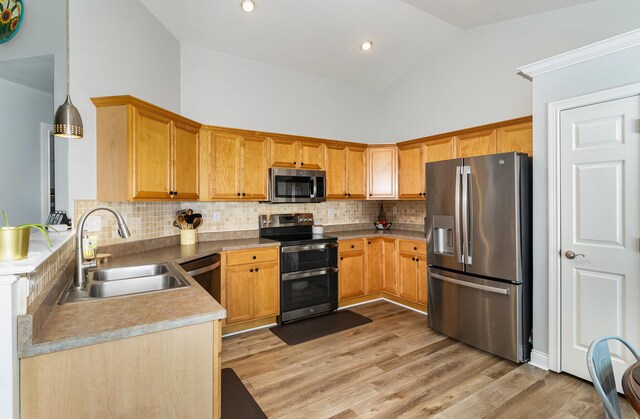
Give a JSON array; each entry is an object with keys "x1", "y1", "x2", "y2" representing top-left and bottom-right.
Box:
[
  {"x1": 455, "y1": 166, "x2": 463, "y2": 264},
  {"x1": 461, "y1": 166, "x2": 471, "y2": 265},
  {"x1": 430, "y1": 272, "x2": 510, "y2": 295},
  {"x1": 464, "y1": 166, "x2": 472, "y2": 265}
]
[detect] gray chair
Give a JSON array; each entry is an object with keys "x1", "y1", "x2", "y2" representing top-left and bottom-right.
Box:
[{"x1": 587, "y1": 336, "x2": 640, "y2": 419}]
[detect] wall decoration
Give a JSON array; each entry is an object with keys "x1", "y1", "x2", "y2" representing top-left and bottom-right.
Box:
[{"x1": 0, "y1": 0, "x2": 23, "y2": 44}]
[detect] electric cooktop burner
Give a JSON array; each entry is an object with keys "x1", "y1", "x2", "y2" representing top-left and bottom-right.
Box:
[{"x1": 258, "y1": 213, "x2": 337, "y2": 246}]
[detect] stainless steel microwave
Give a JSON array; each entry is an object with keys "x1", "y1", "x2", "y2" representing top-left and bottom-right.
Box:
[{"x1": 269, "y1": 168, "x2": 326, "y2": 203}]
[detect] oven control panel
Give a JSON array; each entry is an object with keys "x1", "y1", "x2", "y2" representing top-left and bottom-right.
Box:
[{"x1": 259, "y1": 213, "x2": 314, "y2": 228}]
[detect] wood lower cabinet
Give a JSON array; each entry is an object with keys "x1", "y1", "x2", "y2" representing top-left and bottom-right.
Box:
[
  {"x1": 382, "y1": 238, "x2": 397, "y2": 295},
  {"x1": 366, "y1": 238, "x2": 383, "y2": 292},
  {"x1": 338, "y1": 239, "x2": 366, "y2": 300},
  {"x1": 398, "y1": 251, "x2": 419, "y2": 301},
  {"x1": 417, "y1": 258, "x2": 428, "y2": 305},
  {"x1": 93, "y1": 96, "x2": 201, "y2": 201},
  {"x1": 201, "y1": 128, "x2": 268, "y2": 201},
  {"x1": 21, "y1": 321, "x2": 221, "y2": 418},
  {"x1": 367, "y1": 146, "x2": 397, "y2": 199},
  {"x1": 222, "y1": 247, "x2": 279, "y2": 326},
  {"x1": 269, "y1": 137, "x2": 325, "y2": 169}
]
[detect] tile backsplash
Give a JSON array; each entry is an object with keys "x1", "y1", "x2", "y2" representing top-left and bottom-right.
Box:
[
  {"x1": 27, "y1": 237, "x2": 74, "y2": 306},
  {"x1": 75, "y1": 200, "x2": 382, "y2": 247},
  {"x1": 383, "y1": 201, "x2": 426, "y2": 225}
]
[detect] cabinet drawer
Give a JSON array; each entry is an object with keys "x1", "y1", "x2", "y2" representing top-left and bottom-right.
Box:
[
  {"x1": 226, "y1": 247, "x2": 279, "y2": 266},
  {"x1": 339, "y1": 239, "x2": 365, "y2": 252},
  {"x1": 398, "y1": 240, "x2": 426, "y2": 255}
]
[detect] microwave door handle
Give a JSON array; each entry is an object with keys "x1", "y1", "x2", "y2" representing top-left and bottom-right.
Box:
[{"x1": 311, "y1": 177, "x2": 316, "y2": 198}]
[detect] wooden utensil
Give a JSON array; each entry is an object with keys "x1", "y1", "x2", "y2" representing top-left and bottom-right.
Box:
[
  {"x1": 177, "y1": 215, "x2": 188, "y2": 230},
  {"x1": 192, "y1": 217, "x2": 202, "y2": 230}
]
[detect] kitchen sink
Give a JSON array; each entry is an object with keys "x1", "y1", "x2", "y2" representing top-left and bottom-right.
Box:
[
  {"x1": 91, "y1": 264, "x2": 169, "y2": 281},
  {"x1": 59, "y1": 263, "x2": 189, "y2": 304}
]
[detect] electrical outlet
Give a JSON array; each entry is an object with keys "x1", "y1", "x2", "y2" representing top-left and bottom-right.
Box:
[
  {"x1": 84, "y1": 215, "x2": 102, "y2": 232},
  {"x1": 328, "y1": 208, "x2": 334, "y2": 218},
  {"x1": 213, "y1": 212, "x2": 220, "y2": 222},
  {"x1": 392, "y1": 206, "x2": 398, "y2": 215}
]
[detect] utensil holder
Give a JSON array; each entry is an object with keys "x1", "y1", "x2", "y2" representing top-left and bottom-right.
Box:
[
  {"x1": 180, "y1": 229, "x2": 197, "y2": 245},
  {"x1": 0, "y1": 227, "x2": 31, "y2": 262}
]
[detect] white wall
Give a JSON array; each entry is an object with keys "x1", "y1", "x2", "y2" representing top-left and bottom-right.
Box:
[
  {"x1": 180, "y1": 45, "x2": 382, "y2": 143},
  {"x1": 0, "y1": 79, "x2": 53, "y2": 225},
  {"x1": 66, "y1": 0, "x2": 181, "y2": 208},
  {"x1": 381, "y1": 0, "x2": 640, "y2": 141},
  {"x1": 529, "y1": 43, "x2": 640, "y2": 360}
]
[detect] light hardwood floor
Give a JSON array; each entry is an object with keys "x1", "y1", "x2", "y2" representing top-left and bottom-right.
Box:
[{"x1": 222, "y1": 300, "x2": 634, "y2": 418}]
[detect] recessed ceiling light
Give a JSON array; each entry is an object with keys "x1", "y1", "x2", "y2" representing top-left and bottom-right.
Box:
[
  {"x1": 241, "y1": 0, "x2": 255, "y2": 12},
  {"x1": 360, "y1": 41, "x2": 373, "y2": 51}
]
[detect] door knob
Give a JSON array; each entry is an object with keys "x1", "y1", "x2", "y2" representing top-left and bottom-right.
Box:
[{"x1": 565, "y1": 250, "x2": 585, "y2": 260}]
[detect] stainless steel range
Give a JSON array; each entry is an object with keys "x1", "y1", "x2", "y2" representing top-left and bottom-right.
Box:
[{"x1": 259, "y1": 213, "x2": 338, "y2": 323}]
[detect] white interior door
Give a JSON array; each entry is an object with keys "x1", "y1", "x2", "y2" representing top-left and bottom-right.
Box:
[{"x1": 560, "y1": 95, "x2": 640, "y2": 391}]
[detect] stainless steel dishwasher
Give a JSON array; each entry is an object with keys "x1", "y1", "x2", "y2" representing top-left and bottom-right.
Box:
[{"x1": 180, "y1": 254, "x2": 221, "y2": 302}]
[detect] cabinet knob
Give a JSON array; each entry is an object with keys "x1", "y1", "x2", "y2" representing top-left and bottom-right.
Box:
[
  {"x1": 340, "y1": 257, "x2": 343, "y2": 260},
  {"x1": 368, "y1": 241, "x2": 371, "y2": 244},
  {"x1": 414, "y1": 247, "x2": 417, "y2": 251},
  {"x1": 348, "y1": 193, "x2": 351, "y2": 197},
  {"x1": 369, "y1": 193, "x2": 372, "y2": 196},
  {"x1": 250, "y1": 268, "x2": 254, "y2": 272},
  {"x1": 242, "y1": 193, "x2": 246, "y2": 197},
  {"x1": 255, "y1": 268, "x2": 259, "y2": 272},
  {"x1": 351, "y1": 245, "x2": 355, "y2": 248},
  {"x1": 293, "y1": 161, "x2": 296, "y2": 165},
  {"x1": 416, "y1": 258, "x2": 419, "y2": 262},
  {"x1": 174, "y1": 191, "x2": 178, "y2": 196},
  {"x1": 301, "y1": 162, "x2": 304, "y2": 166},
  {"x1": 252, "y1": 255, "x2": 257, "y2": 260},
  {"x1": 412, "y1": 257, "x2": 415, "y2": 261},
  {"x1": 237, "y1": 193, "x2": 241, "y2": 196},
  {"x1": 344, "y1": 193, "x2": 348, "y2": 197}
]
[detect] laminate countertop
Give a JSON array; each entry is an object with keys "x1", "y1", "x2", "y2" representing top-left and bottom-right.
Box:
[
  {"x1": 18, "y1": 237, "x2": 279, "y2": 358},
  {"x1": 328, "y1": 228, "x2": 426, "y2": 241}
]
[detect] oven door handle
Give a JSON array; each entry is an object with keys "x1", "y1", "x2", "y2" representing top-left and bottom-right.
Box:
[
  {"x1": 185, "y1": 261, "x2": 220, "y2": 277},
  {"x1": 281, "y1": 242, "x2": 338, "y2": 253},
  {"x1": 282, "y1": 267, "x2": 339, "y2": 281}
]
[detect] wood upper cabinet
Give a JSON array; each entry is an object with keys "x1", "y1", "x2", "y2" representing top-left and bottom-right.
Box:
[
  {"x1": 425, "y1": 137, "x2": 456, "y2": 164},
  {"x1": 327, "y1": 144, "x2": 367, "y2": 199},
  {"x1": 338, "y1": 239, "x2": 366, "y2": 300},
  {"x1": 93, "y1": 96, "x2": 201, "y2": 201},
  {"x1": 201, "y1": 128, "x2": 268, "y2": 201},
  {"x1": 223, "y1": 248, "x2": 279, "y2": 325},
  {"x1": 455, "y1": 129, "x2": 497, "y2": 158},
  {"x1": 497, "y1": 122, "x2": 532, "y2": 156},
  {"x1": 398, "y1": 143, "x2": 427, "y2": 199},
  {"x1": 269, "y1": 137, "x2": 325, "y2": 169},
  {"x1": 367, "y1": 146, "x2": 397, "y2": 199}
]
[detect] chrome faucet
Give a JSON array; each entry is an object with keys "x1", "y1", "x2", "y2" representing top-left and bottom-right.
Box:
[{"x1": 75, "y1": 206, "x2": 131, "y2": 287}]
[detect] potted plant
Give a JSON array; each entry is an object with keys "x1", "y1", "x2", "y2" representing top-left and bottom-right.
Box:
[{"x1": 0, "y1": 211, "x2": 52, "y2": 262}]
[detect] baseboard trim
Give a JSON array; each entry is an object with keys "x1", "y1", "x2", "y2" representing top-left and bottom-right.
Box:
[
  {"x1": 340, "y1": 296, "x2": 428, "y2": 317},
  {"x1": 528, "y1": 350, "x2": 550, "y2": 371},
  {"x1": 222, "y1": 321, "x2": 277, "y2": 338}
]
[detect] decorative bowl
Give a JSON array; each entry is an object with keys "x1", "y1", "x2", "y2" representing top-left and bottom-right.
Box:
[{"x1": 374, "y1": 222, "x2": 392, "y2": 230}]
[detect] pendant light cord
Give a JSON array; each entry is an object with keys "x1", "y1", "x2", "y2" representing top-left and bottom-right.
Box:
[{"x1": 65, "y1": 0, "x2": 70, "y2": 96}]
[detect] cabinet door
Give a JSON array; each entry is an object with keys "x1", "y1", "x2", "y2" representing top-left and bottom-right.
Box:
[
  {"x1": 425, "y1": 137, "x2": 455, "y2": 163},
  {"x1": 210, "y1": 131, "x2": 241, "y2": 199},
  {"x1": 339, "y1": 250, "x2": 365, "y2": 300},
  {"x1": 270, "y1": 137, "x2": 298, "y2": 168},
  {"x1": 417, "y1": 257, "x2": 428, "y2": 305},
  {"x1": 497, "y1": 122, "x2": 532, "y2": 156},
  {"x1": 132, "y1": 108, "x2": 173, "y2": 199},
  {"x1": 241, "y1": 135, "x2": 268, "y2": 200},
  {"x1": 252, "y1": 261, "x2": 279, "y2": 319},
  {"x1": 398, "y1": 252, "x2": 418, "y2": 301},
  {"x1": 326, "y1": 145, "x2": 347, "y2": 199},
  {"x1": 366, "y1": 238, "x2": 383, "y2": 293},
  {"x1": 225, "y1": 265, "x2": 254, "y2": 324},
  {"x1": 299, "y1": 141, "x2": 325, "y2": 170},
  {"x1": 346, "y1": 146, "x2": 367, "y2": 199},
  {"x1": 368, "y1": 147, "x2": 397, "y2": 199},
  {"x1": 398, "y1": 143, "x2": 425, "y2": 199},
  {"x1": 455, "y1": 129, "x2": 497, "y2": 158},
  {"x1": 382, "y1": 238, "x2": 397, "y2": 294},
  {"x1": 173, "y1": 122, "x2": 199, "y2": 200}
]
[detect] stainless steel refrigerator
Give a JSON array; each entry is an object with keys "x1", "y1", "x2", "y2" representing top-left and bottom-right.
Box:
[{"x1": 426, "y1": 152, "x2": 532, "y2": 363}]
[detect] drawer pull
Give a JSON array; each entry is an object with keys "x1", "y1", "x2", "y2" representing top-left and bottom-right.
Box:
[{"x1": 252, "y1": 256, "x2": 257, "y2": 260}]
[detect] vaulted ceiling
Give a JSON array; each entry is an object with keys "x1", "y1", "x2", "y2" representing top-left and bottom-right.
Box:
[{"x1": 140, "y1": 0, "x2": 597, "y2": 90}]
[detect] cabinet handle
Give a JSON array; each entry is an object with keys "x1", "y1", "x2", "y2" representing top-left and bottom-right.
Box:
[
  {"x1": 255, "y1": 268, "x2": 259, "y2": 272},
  {"x1": 348, "y1": 193, "x2": 351, "y2": 197},
  {"x1": 301, "y1": 162, "x2": 304, "y2": 166},
  {"x1": 351, "y1": 245, "x2": 355, "y2": 248},
  {"x1": 344, "y1": 193, "x2": 348, "y2": 197},
  {"x1": 416, "y1": 258, "x2": 419, "y2": 262},
  {"x1": 250, "y1": 268, "x2": 254, "y2": 272},
  {"x1": 412, "y1": 257, "x2": 415, "y2": 261},
  {"x1": 174, "y1": 191, "x2": 178, "y2": 196},
  {"x1": 242, "y1": 193, "x2": 246, "y2": 197},
  {"x1": 368, "y1": 241, "x2": 371, "y2": 244},
  {"x1": 414, "y1": 247, "x2": 417, "y2": 251},
  {"x1": 369, "y1": 193, "x2": 372, "y2": 196},
  {"x1": 293, "y1": 161, "x2": 296, "y2": 165},
  {"x1": 237, "y1": 193, "x2": 241, "y2": 197},
  {"x1": 252, "y1": 256, "x2": 257, "y2": 260},
  {"x1": 340, "y1": 257, "x2": 343, "y2": 260}
]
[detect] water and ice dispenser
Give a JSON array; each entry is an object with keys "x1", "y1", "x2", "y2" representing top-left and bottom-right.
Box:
[{"x1": 432, "y1": 215, "x2": 454, "y2": 256}]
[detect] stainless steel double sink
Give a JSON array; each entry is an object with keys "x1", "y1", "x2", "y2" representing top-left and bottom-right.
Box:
[{"x1": 59, "y1": 263, "x2": 190, "y2": 304}]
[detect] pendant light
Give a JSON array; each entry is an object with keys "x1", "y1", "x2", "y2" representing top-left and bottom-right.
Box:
[{"x1": 54, "y1": 0, "x2": 83, "y2": 139}]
